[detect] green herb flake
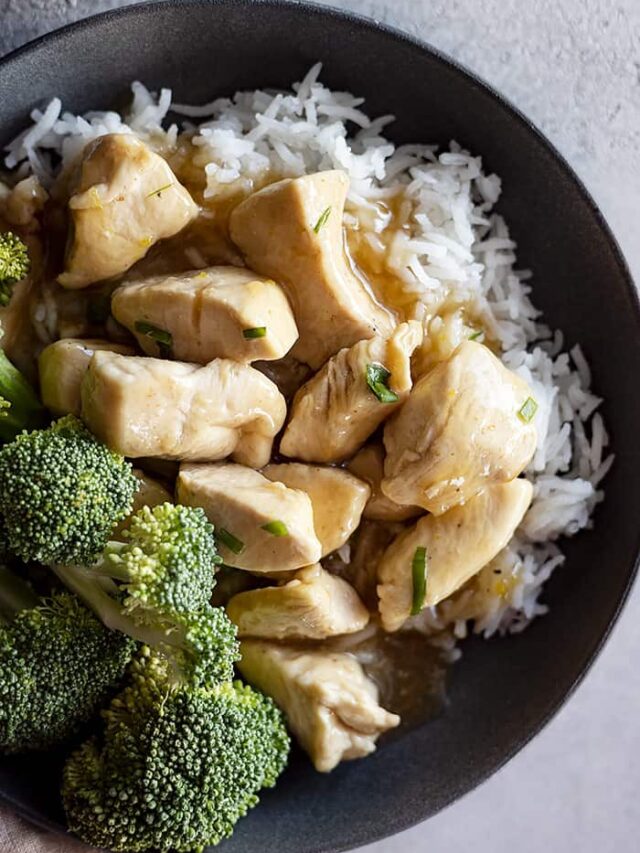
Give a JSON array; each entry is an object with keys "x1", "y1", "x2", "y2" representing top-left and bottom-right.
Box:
[
  {"x1": 410, "y1": 546, "x2": 428, "y2": 616},
  {"x1": 134, "y1": 320, "x2": 173, "y2": 358},
  {"x1": 312, "y1": 206, "x2": 332, "y2": 234},
  {"x1": 261, "y1": 520, "x2": 289, "y2": 537},
  {"x1": 468, "y1": 330, "x2": 484, "y2": 342},
  {"x1": 243, "y1": 326, "x2": 267, "y2": 340},
  {"x1": 216, "y1": 528, "x2": 245, "y2": 555},
  {"x1": 517, "y1": 396, "x2": 538, "y2": 424},
  {"x1": 146, "y1": 183, "x2": 173, "y2": 199},
  {"x1": 366, "y1": 362, "x2": 399, "y2": 404}
]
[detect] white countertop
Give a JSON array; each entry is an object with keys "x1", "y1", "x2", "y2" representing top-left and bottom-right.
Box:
[{"x1": 2, "y1": 2, "x2": 639, "y2": 852}]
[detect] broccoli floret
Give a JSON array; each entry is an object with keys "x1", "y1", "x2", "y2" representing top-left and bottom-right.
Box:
[
  {"x1": 55, "y1": 503, "x2": 237, "y2": 686},
  {"x1": 0, "y1": 566, "x2": 135, "y2": 753},
  {"x1": 0, "y1": 415, "x2": 138, "y2": 564},
  {"x1": 0, "y1": 348, "x2": 46, "y2": 442},
  {"x1": 62, "y1": 649, "x2": 290, "y2": 852},
  {"x1": 0, "y1": 232, "x2": 29, "y2": 307}
]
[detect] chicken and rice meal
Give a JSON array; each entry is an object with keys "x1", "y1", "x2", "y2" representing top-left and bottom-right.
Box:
[{"x1": 0, "y1": 65, "x2": 611, "y2": 852}]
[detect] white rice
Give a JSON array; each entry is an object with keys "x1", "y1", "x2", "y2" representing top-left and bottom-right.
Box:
[{"x1": 4, "y1": 64, "x2": 612, "y2": 642}]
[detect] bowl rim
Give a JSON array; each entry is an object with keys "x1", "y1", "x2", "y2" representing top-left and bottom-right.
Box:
[{"x1": 0, "y1": 0, "x2": 639, "y2": 848}]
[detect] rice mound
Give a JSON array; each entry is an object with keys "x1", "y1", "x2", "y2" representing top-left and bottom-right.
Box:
[{"x1": 4, "y1": 63, "x2": 613, "y2": 646}]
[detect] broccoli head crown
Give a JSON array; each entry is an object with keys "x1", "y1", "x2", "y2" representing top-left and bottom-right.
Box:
[
  {"x1": 110, "y1": 503, "x2": 221, "y2": 614},
  {"x1": 0, "y1": 232, "x2": 30, "y2": 307},
  {"x1": 62, "y1": 649, "x2": 290, "y2": 853},
  {"x1": 164, "y1": 604, "x2": 240, "y2": 687},
  {"x1": 0, "y1": 591, "x2": 135, "y2": 753},
  {"x1": 0, "y1": 415, "x2": 138, "y2": 564}
]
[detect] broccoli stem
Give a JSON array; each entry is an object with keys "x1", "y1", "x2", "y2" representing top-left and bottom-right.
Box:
[
  {"x1": 52, "y1": 562, "x2": 176, "y2": 649},
  {"x1": 0, "y1": 566, "x2": 39, "y2": 622},
  {"x1": 0, "y1": 350, "x2": 47, "y2": 442},
  {"x1": 89, "y1": 543, "x2": 134, "y2": 582}
]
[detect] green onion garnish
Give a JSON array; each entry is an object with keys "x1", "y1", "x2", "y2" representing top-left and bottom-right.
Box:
[
  {"x1": 517, "y1": 396, "x2": 538, "y2": 423},
  {"x1": 146, "y1": 183, "x2": 173, "y2": 199},
  {"x1": 366, "y1": 363, "x2": 399, "y2": 404},
  {"x1": 469, "y1": 330, "x2": 484, "y2": 342},
  {"x1": 134, "y1": 320, "x2": 173, "y2": 358},
  {"x1": 312, "y1": 206, "x2": 332, "y2": 233},
  {"x1": 243, "y1": 326, "x2": 267, "y2": 340},
  {"x1": 261, "y1": 520, "x2": 289, "y2": 537},
  {"x1": 410, "y1": 546, "x2": 427, "y2": 615},
  {"x1": 216, "y1": 528, "x2": 245, "y2": 554}
]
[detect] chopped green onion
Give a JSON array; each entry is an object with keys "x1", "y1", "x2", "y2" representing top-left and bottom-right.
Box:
[
  {"x1": 312, "y1": 206, "x2": 332, "y2": 233},
  {"x1": 366, "y1": 362, "x2": 399, "y2": 404},
  {"x1": 517, "y1": 396, "x2": 538, "y2": 423},
  {"x1": 146, "y1": 183, "x2": 173, "y2": 199},
  {"x1": 0, "y1": 398, "x2": 9, "y2": 418},
  {"x1": 243, "y1": 326, "x2": 267, "y2": 340},
  {"x1": 134, "y1": 320, "x2": 173, "y2": 358},
  {"x1": 468, "y1": 330, "x2": 484, "y2": 342},
  {"x1": 410, "y1": 546, "x2": 427, "y2": 616},
  {"x1": 216, "y1": 528, "x2": 245, "y2": 555},
  {"x1": 261, "y1": 520, "x2": 289, "y2": 537}
]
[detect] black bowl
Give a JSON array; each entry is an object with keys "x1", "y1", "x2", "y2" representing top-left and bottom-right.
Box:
[{"x1": 1, "y1": 2, "x2": 639, "y2": 851}]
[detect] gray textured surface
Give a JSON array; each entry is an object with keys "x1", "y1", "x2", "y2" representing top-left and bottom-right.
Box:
[{"x1": 1, "y1": 2, "x2": 639, "y2": 852}]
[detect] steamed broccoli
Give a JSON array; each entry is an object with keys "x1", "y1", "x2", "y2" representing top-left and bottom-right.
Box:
[
  {"x1": 0, "y1": 348, "x2": 46, "y2": 442},
  {"x1": 0, "y1": 415, "x2": 138, "y2": 564},
  {"x1": 55, "y1": 503, "x2": 237, "y2": 686},
  {"x1": 62, "y1": 648, "x2": 290, "y2": 852},
  {"x1": 0, "y1": 566, "x2": 135, "y2": 753},
  {"x1": 0, "y1": 231, "x2": 29, "y2": 307}
]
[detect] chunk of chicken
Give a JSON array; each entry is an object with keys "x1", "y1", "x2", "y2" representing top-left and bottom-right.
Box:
[
  {"x1": 176, "y1": 463, "x2": 321, "y2": 572},
  {"x1": 59, "y1": 134, "x2": 198, "y2": 289},
  {"x1": 81, "y1": 351, "x2": 286, "y2": 466},
  {"x1": 1, "y1": 176, "x2": 48, "y2": 229},
  {"x1": 227, "y1": 564, "x2": 369, "y2": 639},
  {"x1": 112, "y1": 469, "x2": 172, "y2": 539},
  {"x1": 238, "y1": 640, "x2": 400, "y2": 772},
  {"x1": 377, "y1": 478, "x2": 533, "y2": 632},
  {"x1": 347, "y1": 444, "x2": 422, "y2": 523},
  {"x1": 111, "y1": 266, "x2": 298, "y2": 363},
  {"x1": 229, "y1": 170, "x2": 394, "y2": 368},
  {"x1": 383, "y1": 341, "x2": 538, "y2": 515},
  {"x1": 262, "y1": 463, "x2": 369, "y2": 556},
  {"x1": 38, "y1": 338, "x2": 135, "y2": 416},
  {"x1": 280, "y1": 321, "x2": 422, "y2": 464}
]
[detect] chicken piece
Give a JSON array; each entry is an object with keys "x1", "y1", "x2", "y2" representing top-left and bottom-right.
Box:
[
  {"x1": 383, "y1": 341, "x2": 538, "y2": 515},
  {"x1": 112, "y1": 469, "x2": 172, "y2": 539},
  {"x1": 1, "y1": 176, "x2": 48, "y2": 229},
  {"x1": 59, "y1": 134, "x2": 198, "y2": 289},
  {"x1": 238, "y1": 640, "x2": 399, "y2": 772},
  {"x1": 227, "y1": 564, "x2": 369, "y2": 639},
  {"x1": 176, "y1": 462, "x2": 321, "y2": 572},
  {"x1": 347, "y1": 444, "x2": 422, "y2": 523},
  {"x1": 81, "y1": 351, "x2": 285, "y2": 466},
  {"x1": 229, "y1": 170, "x2": 394, "y2": 368},
  {"x1": 38, "y1": 338, "x2": 135, "y2": 417},
  {"x1": 262, "y1": 463, "x2": 369, "y2": 556},
  {"x1": 280, "y1": 321, "x2": 422, "y2": 464},
  {"x1": 377, "y1": 478, "x2": 533, "y2": 632},
  {"x1": 111, "y1": 266, "x2": 298, "y2": 363}
]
